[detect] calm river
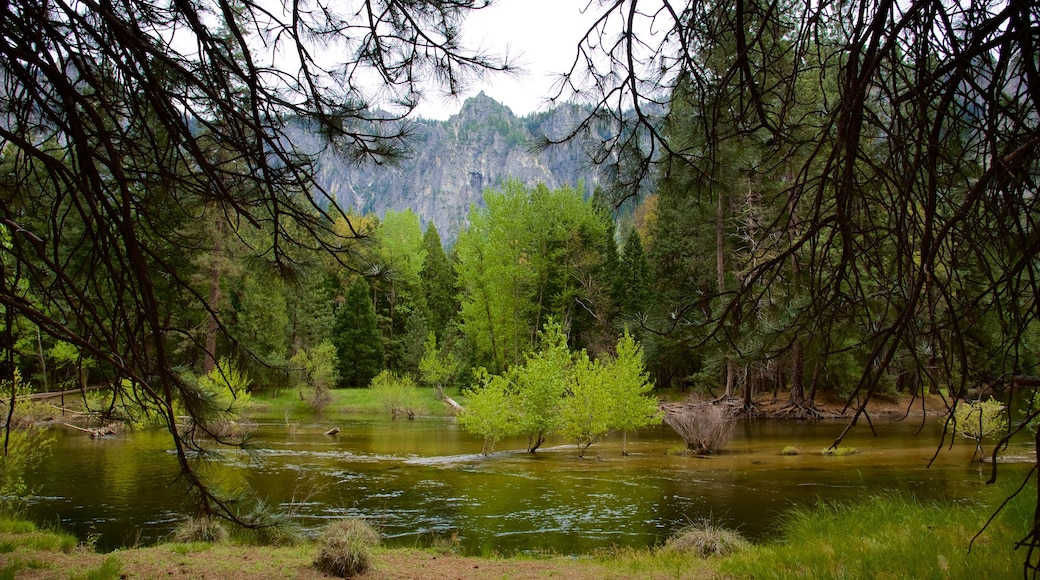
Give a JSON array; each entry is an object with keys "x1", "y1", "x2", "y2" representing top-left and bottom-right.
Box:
[{"x1": 24, "y1": 412, "x2": 1034, "y2": 554}]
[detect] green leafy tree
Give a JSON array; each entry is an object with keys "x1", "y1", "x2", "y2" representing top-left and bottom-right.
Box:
[
  {"x1": 373, "y1": 209, "x2": 428, "y2": 371},
  {"x1": 605, "y1": 331, "x2": 662, "y2": 455},
  {"x1": 290, "y1": 340, "x2": 339, "y2": 412},
  {"x1": 455, "y1": 182, "x2": 608, "y2": 371},
  {"x1": 559, "y1": 351, "x2": 611, "y2": 457},
  {"x1": 334, "y1": 278, "x2": 384, "y2": 388},
  {"x1": 512, "y1": 321, "x2": 573, "y2": 452},
  {"x1": 458, "y1": 369, "x2": 520, "y2": 455},
  {"x1": 418, "y1": 332, "x2": 459, "y2": 399}
]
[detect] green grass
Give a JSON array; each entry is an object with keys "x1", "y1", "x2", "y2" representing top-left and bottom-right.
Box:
[
  {"x1": 821, "y1": 446, "x2": 859, "y2": 456},
  {"x1": 248, "y1": 385, "x2": 458, "y2": 421},
  {"x1": 69, "y1": 556, "x2": 122, "y2": 580},
  {"x1": 718, "y1": 483, "x2": 1033, "y2": 579},
  {"x1": 0, "y1": 518, "x2": 77, "y2": 553}
]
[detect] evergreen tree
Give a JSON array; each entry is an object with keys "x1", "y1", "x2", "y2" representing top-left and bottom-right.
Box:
[
  {"x1": 618, "y1": 230, "x2": 654, "y2": 323},
  {"x1": 334, "y1": 278, "x2": 384, "y2": 388},
  {"x1": 419, "y1": 223, "x2": 458, "y2": 338}
]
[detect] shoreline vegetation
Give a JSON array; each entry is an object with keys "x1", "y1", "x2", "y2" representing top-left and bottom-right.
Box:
[
  {"x1": 3, "y1": 389, "x2": 1030, "y2": 578},
  {"x1": 0, "y1": 476, "x2": 1031, "y2": 579}
]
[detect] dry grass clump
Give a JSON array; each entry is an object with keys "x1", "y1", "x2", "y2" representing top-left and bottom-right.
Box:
[
  {"x1": 170, "y1": 516, "x2": 229, "y2": 544},
  {"x1": 664, "y1": 520, "x2": 749, "y2": 557},
  {"x1": 314, "y1": 518, "x2": 380, "y2": 577},
  {"x1": 663, "y1": 404, "x2": 734, "y2": 455}
]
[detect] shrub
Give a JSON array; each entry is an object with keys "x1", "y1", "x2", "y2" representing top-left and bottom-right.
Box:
[
  {"x1": 0, "y1": 426, "x2": 53, "y2": 509},
  {"x1": 663, "y1": 404, "x2": 734, "y2": 455},
  {"x1": 170, "y1": 516, "x2": 229, "y2": 544},
  {"x1": 664, "y1": 520, "x2": 748, "y2": 557},
  {"x1": 314, "y1": 518, "x2": 380, "y2": 578},
  {"x1": 369, "y1": 370, "x2": 424, "y2": 419},
  {"x1": 953, "y1": 398, "x2": 1007, "y2": 440}
]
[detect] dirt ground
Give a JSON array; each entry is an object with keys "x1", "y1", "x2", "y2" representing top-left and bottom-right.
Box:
[{"x1": 663, "y1": 391, "x2": 953, "y2": 421}]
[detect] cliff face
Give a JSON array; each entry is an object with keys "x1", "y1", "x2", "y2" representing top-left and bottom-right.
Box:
[{"x1": 307, "y1": 92, "x2": 604, "y2": 242}]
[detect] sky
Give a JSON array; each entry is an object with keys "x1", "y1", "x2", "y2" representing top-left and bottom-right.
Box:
[{"x1": 412, "y1": 0, "x2": 599, "y2": 120}]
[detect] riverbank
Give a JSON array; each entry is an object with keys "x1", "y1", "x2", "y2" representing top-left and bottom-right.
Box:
[{"x1": 1, "y1": 478, "x2": 1030, "y2": 579}]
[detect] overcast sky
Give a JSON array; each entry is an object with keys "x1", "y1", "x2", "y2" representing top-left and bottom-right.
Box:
[{"x1": 413, "y1": 0, "x2": 599, "y2": 120}]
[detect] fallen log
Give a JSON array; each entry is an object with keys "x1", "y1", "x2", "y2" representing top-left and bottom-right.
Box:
[
  {"x1": 63, "y1": 422, "x2": 119, "y2": 438},
  {"x1": 20, "y1": 385, "x2": 107, "y2": 401}
]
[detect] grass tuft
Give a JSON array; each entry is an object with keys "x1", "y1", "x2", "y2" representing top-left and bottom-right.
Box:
[
  {"x1": 170, "y1": 516, "x2": 229, "y2": 544},
  {"x1": 821, "y1": 446, "x2": 858, "y2": 456},
  {"x1": 780, "y1": 445, "x2": 799, "y2": 455},
  {"x1": 663, "y1": 520, "x2": 749, "y2": 558},
  {"x1": 313, "y1": 518, "x2": 380, "y2": 577},
  {"x1": 69, "y1": 556, "x2": 122, "y2": 580}
]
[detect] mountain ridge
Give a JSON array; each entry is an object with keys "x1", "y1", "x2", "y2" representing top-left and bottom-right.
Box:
[{"x1": 305, "y1": 92, "x2": 606, "y2": 242}]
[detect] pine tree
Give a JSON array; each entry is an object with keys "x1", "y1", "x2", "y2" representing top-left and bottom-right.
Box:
[{"x1": 334, "y1": 278, "x2": 384, "y2": 388}]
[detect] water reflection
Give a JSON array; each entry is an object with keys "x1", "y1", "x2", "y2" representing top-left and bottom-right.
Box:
[{"x1": 26, "y1": 415, "x2": 1033, "y2": 554}]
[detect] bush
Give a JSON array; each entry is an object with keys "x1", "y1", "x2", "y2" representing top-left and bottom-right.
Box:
[
  {"x1": 369, "y1": 370, "x2": 424, "y2": 419},
  {"x1": 0, "y1": 426, "x2": 53, "y2": 509},
  {"x1": 953, "y1": 398, "x2": 1007, "y2": 440},
  {"x1": 664, "y1": 520, "x2": 748, "y2": 557},
  {"x1": 663, "y1": 404, "x2": 734, "y2": 455},
  {"x1": 314, "y1": 518, "x2": 380, "y2": 578},
  {"x1": 169, "y1": 516, "x2": 229, "y2": 544}
]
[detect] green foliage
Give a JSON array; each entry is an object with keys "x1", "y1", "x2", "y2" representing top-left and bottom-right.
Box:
[
  {"x1": 419, "y1": 223, "x2": 458, "y2": 337},
  {"x1": 605, "y1": 332, "x2": 663, "y2": 454},
  {"x1": 0, "y1": 427, "x2": 53, "y2": 508},
  {"x1": 313, "y1": 518, "x2": 380, "y2": 578},
  {"x1": 418, "y1": 332, "x2": 459, "y2": 394},
  {"x1": 510, "y1": 321, "x2": 572, "y2": 451},
  {"x1": 373, "y1": 209, "x2": 428, "y2": 372},
  {"x1": 559, "y1": 352, "x2": 611, "y2": 456},
  {"x1": 369, "y1": 370, "x2": 424, "y2": 419},
  {"x1": 289, "y1": 341, "x2": 339, "y2": 412},
  {"x1": 953, "y1": 398, "x2": 1008, "y2": 440},
  {"x1": 617, "y1": 229, "x2": 654, "y2": 320},
  {"x1": 195, "y1": 357, "x2": 251, "y2": 416},
  {"x1": 457, "y1": 368, "x2": 520, "y2": 455},
  {"x1": 718, "y1": 489, "x2": 1030, "y2": 579},
  {"x1": 334, "y1": 277, "x2": 384, "y2": 388},
  {"x1": 460, "y1": 322, "x2": 660, "y2": 456},
  {"x1": 455, "y1": 181, "x2": 608, "y2": 371}
]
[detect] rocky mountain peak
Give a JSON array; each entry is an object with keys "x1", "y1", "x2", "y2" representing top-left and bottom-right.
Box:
[{"x1": 307, "y1": 94, "x2": 605, "y2": 244}]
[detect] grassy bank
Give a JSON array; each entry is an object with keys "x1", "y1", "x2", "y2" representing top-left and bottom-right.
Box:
[
  {"x1": 2, "y1": 476, "x2": 1032, "y2": 579},
  {"x1": 245, "y1": 385, "x2": 464, "y2": 420}
]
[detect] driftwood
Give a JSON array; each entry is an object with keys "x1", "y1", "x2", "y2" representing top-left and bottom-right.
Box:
[
  {"x1": 21, "y1": 385, "x2": 106, "y2": 401},
  {"x1": 434, "y1": 386, "x2": 465, "y2": 414},
  {"x1": 63, "y1": 422, "x2": 119, "y2": 438}
]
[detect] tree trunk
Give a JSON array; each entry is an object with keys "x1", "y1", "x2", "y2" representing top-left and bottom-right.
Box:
[
  {"x1": 717, "y1": 188, "x2": 736, "y2": 399},
  {"x1": 788, "y1": 341, "x2": 806, "y2": 407}
]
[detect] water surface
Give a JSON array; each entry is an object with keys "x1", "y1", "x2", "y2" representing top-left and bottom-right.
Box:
[{"x1": 26, "y1": 413, "x2": 1032, "y2": 554}]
